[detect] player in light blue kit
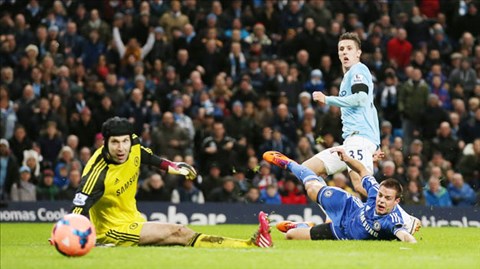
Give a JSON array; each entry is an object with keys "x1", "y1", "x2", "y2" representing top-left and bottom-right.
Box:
[
  {"x1": 263, "y1": 147, "x2": 416, "y2": 243},
  {"x1": 273, "y1": 32, "x2": 420, "y2": 236}
]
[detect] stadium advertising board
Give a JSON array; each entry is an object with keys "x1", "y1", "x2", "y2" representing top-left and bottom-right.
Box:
[{"x1": 1, "y1": 202, "x2": 479, "y2": 227}]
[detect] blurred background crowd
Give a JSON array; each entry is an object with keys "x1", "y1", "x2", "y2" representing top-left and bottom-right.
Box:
[{"x1": 0, "y1": 0, "x2": 479, "y2": 207}]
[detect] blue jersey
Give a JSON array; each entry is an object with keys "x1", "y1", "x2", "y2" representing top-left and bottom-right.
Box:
[
  {"x1": 325, "y1": 62, "x2": 380, "y2": 146},
  {"x1": 342, "y1": 176, "x2": 406, "y2": 240}
]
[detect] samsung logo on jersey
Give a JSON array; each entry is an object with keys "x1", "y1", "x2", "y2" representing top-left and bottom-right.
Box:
[
  {"x1": 116, "y1": 171, "x2": 139, "y2": 196},
  {"x1": 360, "y1": 210, "x2": 379, "y2": 238}
]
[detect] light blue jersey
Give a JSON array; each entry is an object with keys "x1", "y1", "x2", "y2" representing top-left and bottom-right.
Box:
[
  {"x1": 325, "y1": 62, "x2": 380, "y2": 146},
  {"x1": 318, "y1": 176, "x2": 407, "y2": 241}
]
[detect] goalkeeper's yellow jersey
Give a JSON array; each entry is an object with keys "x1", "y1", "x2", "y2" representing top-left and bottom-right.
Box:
[{"x1": 71, "y1": 135, "x2": 162, "y2": 235}]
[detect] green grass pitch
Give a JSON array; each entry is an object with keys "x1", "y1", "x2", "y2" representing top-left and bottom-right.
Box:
[{"x1": 1, "y1": 223, "x2": 479, "y2": 269}]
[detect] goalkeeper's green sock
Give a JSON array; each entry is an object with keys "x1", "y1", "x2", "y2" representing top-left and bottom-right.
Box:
[{"x1": 188, "y1": 233, "x2": 254, "y2": 248}]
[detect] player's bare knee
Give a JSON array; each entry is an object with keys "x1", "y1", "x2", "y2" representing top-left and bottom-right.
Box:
[
  {"x1": 171, "y1": 224, "x2": 194, "y2": 238},
  {"x1": 305, "y1": 183, "x2": 323, "y2": 201}
]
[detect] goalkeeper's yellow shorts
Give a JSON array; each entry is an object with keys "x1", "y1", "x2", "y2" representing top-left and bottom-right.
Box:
[{"x1": 96, "y1": 220, "x2": 145, "y2": 246}]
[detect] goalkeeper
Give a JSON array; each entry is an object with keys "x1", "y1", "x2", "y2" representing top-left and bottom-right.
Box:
[{"x1": 70, "y1": 117, "x2": 272, "y2": 248}]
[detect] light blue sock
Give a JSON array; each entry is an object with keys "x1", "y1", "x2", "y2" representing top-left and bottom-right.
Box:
[{"x1": 287, "y1": 162, "x2": 326, "y2": 185}]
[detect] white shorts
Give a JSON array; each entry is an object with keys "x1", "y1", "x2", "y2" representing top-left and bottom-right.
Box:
[{"x1": 314, "y1": 135, "x2": 377, "y2": 175}]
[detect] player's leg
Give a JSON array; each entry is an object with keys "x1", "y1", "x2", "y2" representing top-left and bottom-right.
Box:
[
  {"x1": 139, "y1": 211, "x2": 272, "y2": 248},
  {"x1": 278, "y1": 223, "x2": 335, "y2": 240},
  {"x1": 139, "y1": 222, "x2": 196, "y2": 246},
  {"x1": 280, "y1": 187, "x2": 351, "y2": 241},
  {"x1": 263, "y1": 151, "x2": 328, "y2": 202}
]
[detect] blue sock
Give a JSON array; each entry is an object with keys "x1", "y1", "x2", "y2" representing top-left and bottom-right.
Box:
[{"x1": 287, "y1": 162, "x2": 326, "y2": 185}]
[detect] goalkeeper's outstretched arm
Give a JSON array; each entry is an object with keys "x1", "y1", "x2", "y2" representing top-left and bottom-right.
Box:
[{"x1": 140, "y1": 146, "x2": 197, "y2": 180}]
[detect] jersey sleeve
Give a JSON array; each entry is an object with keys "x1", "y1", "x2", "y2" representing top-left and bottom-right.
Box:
[
  {"x1": 388, "y1": 211, "x2": 408, "y2": 236},
  {"x1": 362, "y1": 175, "x2": 379, "y2": 202},
  {"x1": 71, "y1": 155, "x2": 107, "y2": 216},
  {"x1": 349, "y1": 65, "x2": 370, "y2": 86},
  {"x1": 140, "y1": 144, "x2": 175, "y2": 171}
]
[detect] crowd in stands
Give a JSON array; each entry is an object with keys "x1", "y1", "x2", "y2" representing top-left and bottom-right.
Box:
[{"x1": 1, "y1": 0, "x2": 479, "y2": 207}]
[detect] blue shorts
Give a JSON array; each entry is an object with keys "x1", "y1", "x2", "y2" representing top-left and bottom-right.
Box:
[{"x1": 317, "y1": 186, "x2": 363, "y2": 239}]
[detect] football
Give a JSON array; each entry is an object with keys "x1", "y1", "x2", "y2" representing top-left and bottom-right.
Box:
[{"x1": 51, "y1": 214, "x2": 96, "y2": 257}]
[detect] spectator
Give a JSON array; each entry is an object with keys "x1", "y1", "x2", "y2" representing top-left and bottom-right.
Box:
[
  {"x1": 458, "y1": 102, "x2": 480, "y2": 145},
  {"x1": 0, "y1": 87, "x2": 17, "y2": 140},
  {"x1": 280, "y1": 177, "x2": 307, "y2": 205},
  {"x1": 405, "y1": 165, "x2": 425, "y2": 185},
  {"x1": 295, "y1": 18, "x2": 326, "y2": 68},
  {"x1": 232, "y1": 168, "x2": 250, "y2": 195},
  {"x1": 280, "y1": 0, "x2": 304, "y2": 32},
  {"x1": 429, "y1": 74, "x2": 452, "y2": 110},
  {"x1": 295, "y1": 136, "x2": 315, "y2": 164},
  {"x1": 200, "y1": 121, "x2": 238, "y2": 176},
  {"x1": 8, "y1": 124, "x2": 32, "y2": 164},
  {"x1": 405, "y1": 6, "x2": 430, "y2": 48},
  {"x1": 377, "y1": 72, "x2": 401, "y2": 129},
  {"x1": 260, "y1": 184, "x2": 282, "y2": 205},
  {"x1": 303, "y1": 69, "x2": 326, "y2": 95},
  {"x1": 224, "y1": 100, "x2": 251, "y2": 141},
  {"x1": 403, "y1": 180, "x2": 425, "y2": 206},
  {"x1": 449, "y1": 58, "x2": 477, "y2": 99},
  {"x1": 10, "y1": 166, "x2": 36, "y2": 202},
  {"x1": 151, "y1": 111, "x2": 190, "y2": 160},
  {"x1": 424, "y1": 176, "x2": 452, "y2": 207},
  {"x1": 112, "y1": 24, "x2": 155, "y2": 69},
  {"x1": 81, "y1": 29, "x2": 106, "y2": 71},
  {"x1": 119, "y1": 88, "x2": 153, "y2": 135},
  {"x1": 208, "y1": 176, "x2": 241, "y2": 203},
  {"x1": 447, "y1": 173, "x2": 476, "y2": 207},
  {"x1": 428, "y1": 26, "x2": 452, "y2": 63},
  {"x1": 36, "y1": 169, "x2": 59, "y2": 201},
  {"x1": 231, "y1": 75, "x2": 258, "y2": 105},
  {"x1": 0, "y1": 138, "x2": 19, "y2": 201},
  {"x1": 22, "y1": 149, "x2": 42, "y2": 185},
  {"x1": 252, "y1": 160, "x2": 278, "y2": 191},
  {"x1": 431, "y1": 122, "x2": 461, "y2": 166},
  {"x1": 244, "y1": 186, "x2": 261, "y2": 204},
  {"x1": 70, "y1": 107, "x2": 97, "y2": 149},
  {"x1": 420, "y1": 94, "x2": 450, "y2": 142},
  {"x1": 58, "y1": 169, "x2": 81, "y2": 201},
  {"x1": 37, "y1": 121, "x2": 63, "y2": 165},
  {"x1": 273, "y1": 104, "x2": 298, "y2": 144},
  {"x1": 200, "y1": 162, "x2": 223, "y2": 195},
  {"x1": 171, "y1": 178, "x2": 205, "y2": 204},
  {"x1": 328, "y1": 172, "x2": 358, "y2": 197},
  {"x1": 375, "y1": 160, "x2": 406, "y2": 186},
  {"x1": 456, "y1": 138, "x2": 480, "y2": 190},
  {"x1": 172, "y1": 99, "x2": 195, "y2": 142},
  {"x1": 137, "y1": 173, "x2": 171, "y2": 202},
  {"x1": 398, "y1": 67, "x2": 429, "y2": 151},
  {"x1": 30, "y1": 97, "x2": 66, "y2": 141},
  {"x1": 227, "y1": 42, "x2": 247, "y2": 83},
  {"x1": 53, "y1": 163, "x2": 69, "y2": 191},
  {"x1": 159, "y1": 0, "x2": 190, "y2": 41},
  {"x1": 173, "y1": 49, "x2": 196, "y2": 83},
  {"x1": 386, "y1": 28, "x2": 412, "y2": 70},
  {"x1": 80, "y1": 9, "x2": 110, "y2": 43}
]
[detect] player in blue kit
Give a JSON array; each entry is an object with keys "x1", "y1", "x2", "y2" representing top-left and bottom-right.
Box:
[
  {"x1": 263, "y1": 148, "x2": 417, "y2": 243},
  {"x1": 286, "y1": 32, "x2": 420, "y2": 235}
]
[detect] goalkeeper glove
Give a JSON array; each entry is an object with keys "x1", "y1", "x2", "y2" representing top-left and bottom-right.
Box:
[{"x1": 167, "y1": 162, "x2": 197, "y2": 180}]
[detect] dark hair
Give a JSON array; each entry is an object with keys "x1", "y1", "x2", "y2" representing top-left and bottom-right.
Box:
[
  {"x1": 101, "y1": 117, "x2": 133, "y2": 140},
  {"x1": 379, "y1": 178, "x2": 403, "y2": 199},
  {"x1": 339, "y1": 32, "x2": 361, "y2": 49}
]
